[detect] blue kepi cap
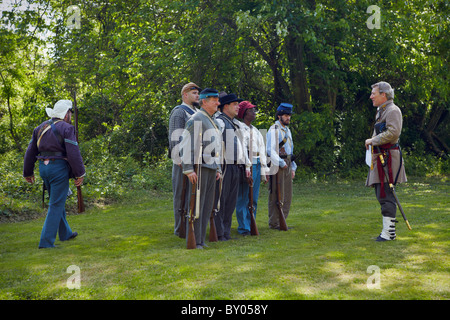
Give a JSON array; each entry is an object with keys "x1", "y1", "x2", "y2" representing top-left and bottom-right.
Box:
[
  {"x1": 199, "y1": 88, "x2": 219, "y2": 100},
  {"x1": 276, "y1": 102, "x2": 293, "y2": 115}
]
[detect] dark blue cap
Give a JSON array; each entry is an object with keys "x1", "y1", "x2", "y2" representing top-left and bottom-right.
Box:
[
  {"x1": 199, "y1": 88, "x2": 219, "y2": 100},
  {"x1": 276, "y1": 102, "x2": 293, "y2": 115}
]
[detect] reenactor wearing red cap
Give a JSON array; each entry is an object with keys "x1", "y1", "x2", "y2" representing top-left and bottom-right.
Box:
[{"x1": 235, "y1": 101, "x2": 268, "y2": 235}]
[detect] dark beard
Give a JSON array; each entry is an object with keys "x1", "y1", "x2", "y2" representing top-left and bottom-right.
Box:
[{"x1": 192, "y1": 101, "x2": 200, "y2": 108}]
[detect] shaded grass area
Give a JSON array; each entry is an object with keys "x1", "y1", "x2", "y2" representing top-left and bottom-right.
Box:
[{"x1": 0, "y1": 177, "x2": 448, "y2": 300}]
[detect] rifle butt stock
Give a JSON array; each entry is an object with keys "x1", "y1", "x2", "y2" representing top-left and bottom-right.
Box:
[
  {"x1": 209, "y1": 210, "x2": 218, "y2": 242},
  {"x1": 187, "y1": 183, "x2": 197, "y2": 249},
  {"x1": 249, "y1": 208, "x2": 259, "y2": 235},
  {"x1": 77, "y1": 186, "x2": 85, "y2": 213},
  {"x1": 275, "y1": 172, "x2": 288, "y2": 231},
  {"x1": 178, "y1": 177, "x2": 188, "y2": 239}
]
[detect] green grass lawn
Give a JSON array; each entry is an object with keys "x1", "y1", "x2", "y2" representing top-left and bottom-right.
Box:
[{"x1": 0, "y1": 177, "x2": 448, "y2": 300}]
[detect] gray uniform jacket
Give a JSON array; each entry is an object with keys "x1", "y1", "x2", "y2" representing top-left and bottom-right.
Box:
[
  {"x1": 366, "y1": 100, "x2": 407, "y2": 186},
  {"x1": 168, "y1": 103, "x2": 197, "y2": 163},
  {"x1": 180, "y1": 108, "x2": 222, "y2": 174}
]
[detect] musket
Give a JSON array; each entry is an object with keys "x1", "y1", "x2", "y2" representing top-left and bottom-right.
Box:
[
  {"x1": 209, "y1": 166, "x2": 221, "y2": 242},
  {"x1": 187, "y1": 130, "x2": 203, "y2": 249},
  {"x1": 377, "y1": 149, "x2": 412, "y2": 230},
  {"x1": 210, "y1": 139, "x2": 225, "y2": 242},
  {"x1": 178, "y1": 175, "x2": 187, "y2": 239},
  {"x1": 248, "y1": 127, "x2": 259, "y2": 235},
  {"x1": 209, "y1": 192, "x2": 219, "y2": 242},
  {"x1": 275, "y1": 171, "x2": 288, "y2": 231},
  {"x1": 195, "y1": 130, "x2": 203, "y2": 220},
  {"x1": 73, "y1": 92, "x2": 85, "y2": 213},
  {"x1": 274, "y1": 124, "x2": 288, "y2": 231},
  {"x1": 187, "y1": 175, "x2": 197, "y2": 249},
  {"x1": 248, "y1": 172, "x2": 259, "y2": 235}
]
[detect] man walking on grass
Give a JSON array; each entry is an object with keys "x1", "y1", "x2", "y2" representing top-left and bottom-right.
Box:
[{"x1": 23, "y1": 100, "x2": 85, "y2": 248}]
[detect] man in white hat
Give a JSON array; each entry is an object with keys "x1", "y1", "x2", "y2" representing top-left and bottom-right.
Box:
[{"x1": 23, "y1": 99, "x2": 85, "y2": 248}]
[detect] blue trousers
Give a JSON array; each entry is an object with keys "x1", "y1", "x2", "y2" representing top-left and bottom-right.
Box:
[
  {"x1": 236, "y1": 160, "x2": 261, "y2": 234},
  {"x1": 39, "y1": 159, "x2": 74, "y2": 248}
]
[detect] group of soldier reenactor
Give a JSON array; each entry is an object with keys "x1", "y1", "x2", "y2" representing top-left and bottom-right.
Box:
[
  {"x1": 168, "y1": 81, "x2": 408, "y2": 249},
  {"x1": 23, "y1": 81, "x2": 407, "y2": 249},
  {"x1": 168, "y1": 84, "x2": 298, "y2": 249}
]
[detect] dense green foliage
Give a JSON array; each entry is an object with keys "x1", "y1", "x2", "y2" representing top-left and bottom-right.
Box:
[{"x1": 0, "y1": 0, "x2": 448, "y2": 215}]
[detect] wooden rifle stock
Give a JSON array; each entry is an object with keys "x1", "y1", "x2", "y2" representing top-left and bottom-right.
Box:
[
  {"x1": 248, "y1": 127, "x2": 259, "y2": 235},
  {"x1": 209, "y1": 208, "x2": 218, "y2": 242},
  {"x1": 248, "y1": 170, "x2": 259, "y2": 236},
  {"x1": 249, "y1": 185, "x2": 259, "y2": 235},
  {"x1": 275, "y1": 171, "x2": 288, "y2": 231},
  {"x1": 73, "y1": 92, "x2": 85, "y2": 213},
  {"x1": 187, "y1": 181, "x2": 197, "y2": 249},
  {"x1": 178, "y1": 176, "x2": 188, "y2": 239},
  {"x1": 209, "y1": 170, "x2": 222, "y2": 242},
  {"x1": 77, "y1": 186, "x2": 85, "y2": 213}
]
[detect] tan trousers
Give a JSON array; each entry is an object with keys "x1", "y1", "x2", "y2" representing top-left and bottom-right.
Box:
[{"x1": 268, "y1": 162, "x2": 293, "y2": 229}]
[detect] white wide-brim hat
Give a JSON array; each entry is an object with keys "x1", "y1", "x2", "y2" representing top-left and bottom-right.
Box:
[{"x1": 46, "y1": 100, "x2": 72, "y2": 119}]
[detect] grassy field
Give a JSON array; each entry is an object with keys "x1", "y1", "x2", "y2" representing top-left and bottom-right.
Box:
[{"x1": 0, "y1": 177, "x2": 448, "y2": 300}]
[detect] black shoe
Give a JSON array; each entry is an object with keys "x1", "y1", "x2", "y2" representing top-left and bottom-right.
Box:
[
  {"x1": 68, "y1": 232, "x2": 78, "y2": 240},
  {"x1": 375, "y1": 235, "x2": 389, "y2": 242}
]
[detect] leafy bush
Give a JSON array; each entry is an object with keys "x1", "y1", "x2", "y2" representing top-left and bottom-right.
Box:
[{"x1": 0, "y1": 137, "x2": 173, "y2": 220}]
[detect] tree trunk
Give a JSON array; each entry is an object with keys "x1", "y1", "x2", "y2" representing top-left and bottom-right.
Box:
[
  {"x1": 285, "y1": 30, "x2": 311, "y2": 113},
  {"x1": 7, "y1": 95, "x2": 23, "y2": 153},
  {"x1": 423, "y1": 105, "x2": 448, "y2": 157}
]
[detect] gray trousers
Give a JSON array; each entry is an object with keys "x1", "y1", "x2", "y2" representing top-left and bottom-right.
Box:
[
  {"x1": 186, "y1": 167, "x2": 217, "y2": 246},
  {"x1": 374, "y1": 183, "x2": 397, "y2": 218},
  {"x1": 268, "y1": 164, "x2": 293, "y2": 229},
  {"x1": 214, "y1": 164, "x2": 240, "y2": 239},
  {"x1": 172, "y1": 164, "x2": 189, "y2": 236}
]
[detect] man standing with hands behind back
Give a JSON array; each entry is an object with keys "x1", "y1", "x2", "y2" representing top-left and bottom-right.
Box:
[{"x1": 365, "y1": 81, "x2": 407, "y2": 241}]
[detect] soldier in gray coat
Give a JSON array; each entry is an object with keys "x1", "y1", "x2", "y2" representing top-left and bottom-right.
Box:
[
  {"x1": 365, "y1": 81, "x2": 407, "y2": 241},
  {"x1": 168, "y1": 82, "x2": 201, "y2": 237},
  {"x1": 179, "y1": 88, "x2": 222, "y2": 249}
]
